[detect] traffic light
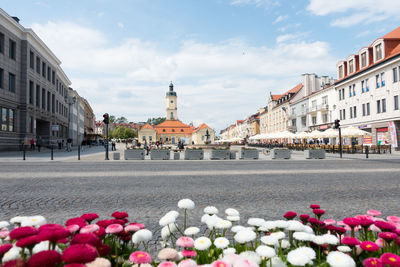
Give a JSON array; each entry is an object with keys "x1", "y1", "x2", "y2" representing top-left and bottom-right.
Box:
[
  {"x1": 334, "y1": 119, "x2": 340, "y2": 129},
  {"x1": 103, "y1": 113, "x2": 109, "y2": 124}
]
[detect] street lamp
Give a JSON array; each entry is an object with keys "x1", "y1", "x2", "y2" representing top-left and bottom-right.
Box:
[{"x1": 66, "y1": 96, "x2": 76, "y2": 144}]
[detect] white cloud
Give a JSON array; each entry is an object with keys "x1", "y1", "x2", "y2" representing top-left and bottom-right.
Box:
[
  {"x1": 273, "y1": 15, "x2": 288, "y2": 24},
  {"x1": 230, "y1": 0, "x2": 278, "y2": 8},
  {"x1": 117, "y1": 22, "x2": 124, "y2": 29},
  {"x1": 31, "y1": 21, "x2": 336, "y2": 132},
  {"x1": 307, "y1": 0, "x2": 400, "y2": 27},
  {"x1": 276, "y1": 32, "x2": 309, "y2": 43}
]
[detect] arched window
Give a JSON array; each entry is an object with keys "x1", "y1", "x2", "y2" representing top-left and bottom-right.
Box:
[{"x1": 170, "y1": 112, "x2": 174, "y2": 119}]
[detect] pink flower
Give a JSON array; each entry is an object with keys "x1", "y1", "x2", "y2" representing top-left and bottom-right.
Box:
[
  {"x1": 360, "y1": 241, "x2": 379, "y2": 252},
  {"x1": 62, "y1": 244, "x2": 98, "y2": 264},
  {"x1": 367, "y1": 210, "x2": 382, "y2": 217},
  {"x1": 375, "y1": 238, "x2": 384, "y2": 248},
  {"x1": 80, "y1": 213, "x2": 99, "y2": 223},
  {"x1": 182, "y1": 250, "x2": 197, "y2": 258},
  {"x1": 125, "y1": 223, "x2": 145, "y2": 232},
  {"x1": 129, "y1": 251, "x2": 152, "y2": 264},
  {"x1": 310, "y1": 204, "x2": 320, "y2": 209},
  {"x1": 0, "y1": 229, "x2": 9, "y2": 239},
  {"x1": 363, "y1": 258, "x2": 384, "y2": 267},
  {"x1": 111, "y1": 211, "x2": 128, "y2": 219},
  {"x1": 374, "y1": 221, "x2": 396, "y2": 232},
  {"x1": 211, "y1": 261, "x2": 229, "y2": 267},
  {"x1": 223, "y1": 254, "x2": 240, "y2": 266},
  {"x1": 158, "y1": 262, "x2": 178, "y2": 267},
  {"x1": 176, "y1": 236, "x2": 194, "y2": 248},
  {"x1": 313, "y1": 209, "x2": 325, "y2": 216},
  {"x1": 105, "y1": 224, "x2": 123, "y2": 234},
  {"x1": 27, "y1": 250, "x2": 62, "y2": 267},
  {"x1": 324, "y1": 219, "x2": 336, "y2": 225},
  {"x1": 233, "y1": 258, "x2": 258, "y2": 267},
  {"x1": 178, "y1": 259, "x2": 197, "y2": 267},
  {"x1": 387, "y1": 216, "x2": 400, "y2": 223},
  {"x1": 71, "y1": 233, "x2": 102, "y2": 247},
  {"x1": 65, "y1": 217, "x2": 87, "y2": 229},
  {"x1": 283, "y1": 211, "x2": 297, "y2": 220},
  {"x1": 380, "y1": 253, "x2": 400, "y2": 267},
  {"x1": 378, "y1": 232, "x2": 398, "y2": 241},
  {"x1": 80, "y1": 224, "x2": 100, "y2": 234},
  {"x1": 66, "y1": 224, "x2": 80, "y2": 233},
  {"x1": 9, "y1": 226, "x2": 38, "y2": 240},
  {"x1": 341, "y1": 237, "x2": 360, "y2": 246},
  {"x1": 343, "y1": 217, "x2": 361, "y2": 227},
  {"x1": 158, "y1": 248, "x2": 179, "y2": 261}
]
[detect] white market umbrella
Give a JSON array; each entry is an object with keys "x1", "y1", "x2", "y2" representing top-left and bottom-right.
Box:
[
  {"x1": 341, "y1": 126, "x2": 372, "y2": 137},
  {"x1": 321, "y1": 128, "x2": 339, "y2": 138}
]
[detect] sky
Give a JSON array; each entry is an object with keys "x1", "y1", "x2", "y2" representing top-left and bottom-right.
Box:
[{"x1": 2, "y1": 0, "x2": 400, "y2": 132}]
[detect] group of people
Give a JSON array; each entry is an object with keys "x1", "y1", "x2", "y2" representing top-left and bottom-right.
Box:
[{"x1": 27, "y1": 137, "x2": 73, "y2": 152}]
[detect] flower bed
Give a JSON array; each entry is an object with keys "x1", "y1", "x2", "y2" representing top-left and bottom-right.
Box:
[{"x1": 0, "y1": 200, "x2": 399, "y2": 267}]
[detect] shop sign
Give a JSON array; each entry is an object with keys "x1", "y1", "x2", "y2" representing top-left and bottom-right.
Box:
[
  {"x1": 319, "y1": 125, "x2": 328, "y2": 130},
  {"x1": 358, "y1": 124, "x2": 371, "y2": 129},
  {"x1": 377, "y1": 127, "x2": 388, "y2": 132},
  {"x1": 51, "y1": 125, "x2": 59, "y2": 132},
  {"x1": 363, "y1": 136, "x2": 372, "y2": 145}
]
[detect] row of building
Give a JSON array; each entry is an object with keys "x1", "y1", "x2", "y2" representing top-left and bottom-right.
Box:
[
  {"x1": 220, "y1": 27, "x2": 400, "y2": 148},
  {"x1": 0, "y1": 8, "x2": 95, "y2": 150}
]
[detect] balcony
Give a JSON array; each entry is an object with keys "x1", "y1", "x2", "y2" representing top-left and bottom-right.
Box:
[
  {"x1": 308, "y1": 104, "x2": 329, "y2": 113},
  {"x1": 287, "y1": 126, "x2": 297, "y2": 132}
]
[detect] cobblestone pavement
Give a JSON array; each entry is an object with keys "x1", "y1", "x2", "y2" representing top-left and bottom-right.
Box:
[{"x1": 0, "y1": 160, "x2": 399, "y2": 246}]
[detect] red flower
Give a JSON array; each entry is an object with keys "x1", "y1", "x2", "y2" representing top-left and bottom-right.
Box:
[
  {"x1": 308, "y1": 217, "x2": 324, "y2": 226},
  {"x1": 93, "y1": 226, "x2": 106, "y2": 237},
  {"x1": 283, "y1": 211, "x2": 297, "y2": 220},
  {"x1": 97, "y1": 244, "x2": 111, "y2": 257},
  {"x1": 380, "y1": 253, "x2": 400, "y2": 267},
  {"x1": 312, "y1": 209, "x2": 325, "y2": 216},
  {"x1": 38, "y1": 227, "x2": 70, "y2": 243},
  {"x1": 112, "y1": 219, "x2": 126, "y2": 225},
  {"x1": 62, "y1": 244, "x2": 98, "y2": 264},
  {"x1": 96, "y1": 220, "x2": 113, "y2": 228},
  {"x1": 0, "y1": 243, "x2": 13, "y2": 254},
  {"x1": 3, "y1": 259, "x2": 27, "y2": 267},
  {"x1": 16, "y1": 235, "x2": 39, "y2": 248},
  {"x1": 363, "y1": 258, "x2": 384, "y2": 267},
  {"x1": 81, "y1": 213, "x2": 99, "y2": 223},
  {"x1": 27, "y1": 250, "x2": 62, "y2": 267},
  {"x1": 38, "y1": 224, "x2": 64, "y2": 232},
  {"x1": 57, "y1": 238, "x2": 69, "y2": 244},
  {"x1": 360, "y1": 241, "x2": 379, "y2": 252},
  {"x1": 9, "y1": 227, "x2": 38, "y2": 240},
  {"x1": 343, "y1": 217, "x2": 361, "y2": 227},
  {"x1": 65, "y1": 217, "x2": 87, "y2": 229},
  {"x1": 299, "y1": 214, "x2": 310, "y2": 224},
  {"x1": 182, "y1": 250, "x2": 197, "y2": 258},
  {"x1": 374, "y1": 221, "x2": 396, "y2": 232},
  {"x1": 111, "y1": 211, "x2": 128, "y2": 219},
  {"x1": 64, "y1": 265, "x2": 86, "y2": 267},
  {"x1": 334, "y1": 227, "x2": 347, "y2": 234},
  {"x1": 71, "y1": 233, "x2": 102, "y2": 248},
  {"x1": 310, "y1": 204, "x2": 320, "y2": 209},
  {"x1": 342, "y1": 237, "x2": 360, "y2": 246},
  {"x1": 378, "y1": 232, "x2": 398, "y2": 241}
]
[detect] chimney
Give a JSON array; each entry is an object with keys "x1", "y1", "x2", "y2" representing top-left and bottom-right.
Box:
[
  {"x1": 12, "y1": 17, "x2": 20, "y2": 23},
  {"x1": 310, "y1": 74, "x2": 317, "y2": 93},
  {"x1": 302, "y1": 74, "x2": 311, "y2": 97}
]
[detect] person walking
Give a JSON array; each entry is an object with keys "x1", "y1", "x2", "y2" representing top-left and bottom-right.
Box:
[
  {"x1": 67, "y1": 138, "x2": 72, "y2": 152},
  {"x1": 30, "y1": 138, "x2": 35, "y2": 151},
  {"x1": 37, "y1": 137, "x2": 42, "y2": 152},
  {"x1": 111, "y1": 139, "x2": 116, "y2": 151},
  {"x1": 57, "y1": 139, "x2": 62, "y2": 150}
]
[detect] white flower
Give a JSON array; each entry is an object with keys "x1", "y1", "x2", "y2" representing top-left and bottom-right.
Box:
[
  {"x1": 184, "y1": 227, "x2": 200, "y2": 236},
  {"x1": 303, "y1": 225, "x2": 314, "y2": 234},
  {"x1": 326, "y1": 251, "x2": 356, "y2": 267},
  {"x1": 0, "y1": 221, "x2": 9, "y2": 230},
  {"x1": 201, "y1": 214, "x2": 212, "y2": 223},
  {"x1": 10, "y1": 216, "x2": 28, "y2": 225},
  {"x1": 227, "y1": 216, "x2": 240, "y2": 222},
  {"x1": 223, "y1": 247, "x2": 236, "y2": 255},
  {"x1": 231, "y1": 225, "x2": 246, "y2": 233},
  {"x1": 313, "y1": 235, "x2": 325, "y2": 245},
  {"x1": 270, "y1": 231, "x2": 285, "y2": 240},
  {"x1": 240, "y1": 251, "x2": 261, "y2": 264},
  {"x1": 204, "y1": 206, "x2": 218, "y2": 215},
  {"x1": 248, "y1": 218, "x2": 265, "y2": 227},
  {"x1": 132, "y1": 229, "x2": 152, "y2": 243},
  {"x1": 178, "y1": 199, "x2": 195, "y2": 210},
  {"x1": 261, "y1": 235, "x2": 278, "y2": 246},
  {"x1": 323, "y1": 234, "x2": 339, "y2": 245},
  {"x1": 225, "y1": 208, "x2": 239, "y2": 216},
  {"x1": 256, "y1": 245, "x2": 276, "y2": 258},
  {"x1": 270, "y1": 256, "x2": 287, "y2": 267},
  {"x1": 2, "y1": 246, "x2": 21, "y2": 262},
  {"x1": 287, "y1": 247, "x2": 315, "y2": 266},
  {"x1": 293, "y1": 232, "x2": 314, "y2": 242},
  {"x1": 214, "y1": 237, "x2": 229, "y2": 249},
  {"x1": 165, "y1": 210, "x2": 179, "y2": 219},
  {"x1": 159, "y1": 215, "x2": 176, "y2": 227},
  {"x1": 259, "y1": 221, "x2": 276, "y2": 232},
  {"x1": 286, "y1": 221, "x2": 305, "y2": 232},
  {"x1": 216, "y1": 220, "x2": 232, "y2": 229},
  {"x1": 33, "y1": 241, "x2": 62, "y2": 254},
  {"x1": 337, "y1": 246, "x2": 351, "y2": 253},
  {"x1": 280, "y1": 239, "x2": 290, "y2": 249},
  {"x1": 274, "y1": 220, "x2": 288, "y2": 229},
  {"x1": 21, "y1": 216, "x2": 47, "y2": 227},
  {"x1": 234, "y1": 229, "x2": 256, "y2": 243},
  {"x1": 194, "y1": 237, "x2": 211, "y2": 250},
  {"x1": 86, "y1": 257, "x2": 112, "y2": 267},
  {"x1": 205, "y1": 215, "x2": 221, "y2": 230}
]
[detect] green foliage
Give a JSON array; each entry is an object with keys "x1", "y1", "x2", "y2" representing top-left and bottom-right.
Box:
[
  {"x1": 109, "y1": 115, "x2": 116, "y2": 123},
  {"x1": 115, "y1": 116, "x2": 128, "y2": 123},
  {"x1": 109, "y1": 126, "x2": 137, "y2": 139},
  {"x1": 147, "y1": 117, "x2": 166, "y2": 125}
]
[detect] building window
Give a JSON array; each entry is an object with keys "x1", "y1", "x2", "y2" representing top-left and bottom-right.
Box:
[
  {"x1": 376, "y1": 75, "x2": 380, "y2": 88},
  {"x1": 322, "y1": 96, "x2": 328, "y2": 105},
  {"x1": 142, "y1": 135, "x2": 146, "y2": 141},
  {"x1": 163, "y1": 129, "x2": 165, "y2": 132},
  {"x1": 395, "y1": 95, "x2": 399, "y2": 110},
  {"x1": 47, "y1": 67, "x2": 51, "y2": 81},
  {"x1": 52, "y1": 71, "x2": 55, "y2": 84},
  {"x1": 353, "y1": 106, "x2": 357, "y2": 118},
  {"x1": 29, "y1": 51, "x2": 34, "y2": 69},
  {"x1": 29, "y1": 81, "x2": 34, "y2": 104},
  {"x1": 36, "y1": 85, "x2": 40, "y2": 107},
  {"x1": 343, "y1": 109, "x2": 346, "y2": 120},
  {"x1": 394, "y1": 68, "x2": 398, "y2": 83},
  {"x1": 0, "y1": 68, "x2": 3, "y2": 89},
  {"x1": 42, "y1": 62, "x2": 46, "y2": 78},
  {"x1": 340, "y1": 110, "x2": 342, "y2": 120},
  {"x1": 9, "y1": 109, "x2": 14, "y2": 132},
  {"x1": 339, "y1": 65, "x2": 343, "y2": 79},
  {"x1": 376, "y1": 44, "x2": 382, "y2": 60},
  {"x1": 8, "y1": 73, "x2": 15, "y2": 92},
  {"x1": 9, "y1": 39, "x2": 16, "y2": 60},
  {"x1": 51, "y1": 94, "x2": 55, "y2": 113},
  {"x1": 361, "y1": 52, "x2": 367, "y2": 67},
  {"x1": 377, "y1": 100, "x2": 381, "y2": 113},
  {"x1": 366, "y1": 78, "x2": 369, "y2": 92},
  {"x1": 180, "y1": 129, "x2": 184, "y2": 132},
  {"x1": 362, "y1": 104, "x2": 366, "y2": 116},
  {"x1": 367, "y1": 103, "x2": 370, "y2": 115},
  {"x1": 0, "y1": 33, "x2": 4, "y2": 53},
  {"x1": 349, "y1": 86, "x2": 352, "y2": 97},
  {"x1": 56, "y1": 100, "x2": 58, "y2": 113},
  {"x1": 312, "y1": 116, "x2": 317, "y2": 125},
  {"x1": 301, "y1": 116, "x2": 306, "y2": 127},
  {"x1": 352, "y1": 84, "x2": 356, "y2": 96},
  {"x1": 36, "y1": 57, "x2": 40, "y2": 74},
  {"x1": 381, "y1": 73, "x2": 385, "y2": 87},
  {"x1": 342, "y1": 89, "x2": 345, "y2": 99},
  {"x1": 172, "y1": 129, "x2": 175, "y2": 132},
  {"x1": 361, "y1": 80, "x2": 365, "y2": 93},
  {"x1": 339, "y1": 90, "x2": 341, "y2": 100},
  {"x1": 47, "y1": 92, "x2": 50, "y2": 111},
  {"x1": 322, "y1": 113, "x2": 328, "y2": 123},
  {"x1": 350, "y1": 107, "x2": 353, "y2": 119},
  {"x1": 349, "y1": 59, "x2": 354, "y2": 73},
  {"x1": 382, "y1": 98, "x2": 386, "y2": 113},
  {"x1": 42, "y1": 89, "x2": 46, "y2": 109},
  {"x1": 170, "y1": 112, "x2": 174, "y2": 119},
  {"x1": 29, "y1": 116, "x2": 34, "y2": 133},
  {"x1": 1, "y1": 108, "x2": 7, "y2": 131}
]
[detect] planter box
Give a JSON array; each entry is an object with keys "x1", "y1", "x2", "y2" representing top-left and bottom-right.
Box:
[
  {"x1": 210, "y1": 150, "x2": 230, "y2": 160},
  {"x1": 150, "y1": 150, "x2": 170, "y2": 160},
  {"x1": 113, "y1": 152, "x2": 120, "y2": 160},
  {"x1": 184, "y1": 149, "x2": 204, "y2": 160},
  {"x1": 174, "y1": 152, "x2": 180, "y2": 160},
  {"x1": 230, "y1": 151, "x2": 237, "y2": 160},
  {"x1": 304, "y1": 149, "x2": 325, "y2": 159},
  {"x1": 240, "y1": 149, "x2": 259, "y2": 159},
  {"x1": 271, "y1": 149, "x2": 291, "y2": 159},
  {"x1": 124, "y1": 149, "x2": 145, "y2": 160}
]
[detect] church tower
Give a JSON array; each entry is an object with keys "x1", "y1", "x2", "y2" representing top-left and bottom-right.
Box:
[{"x1": 166, "y1": 82, "x2": 177, "y2": 120}]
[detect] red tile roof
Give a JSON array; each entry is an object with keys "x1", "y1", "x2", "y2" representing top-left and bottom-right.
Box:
[
  {"x1": 153, "y1": 120, "x2": 193, "y2": 134},
  {"x1": 140, "y1": 123, "x2": 154, "y2": 130},
  {"x1": 193, "y1": 123, "x2": 212, "y2": 133}
]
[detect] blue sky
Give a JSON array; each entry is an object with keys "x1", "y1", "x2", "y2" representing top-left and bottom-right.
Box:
[{"x1": 2, "y1": 0, "x2": 400, "y2": 131}]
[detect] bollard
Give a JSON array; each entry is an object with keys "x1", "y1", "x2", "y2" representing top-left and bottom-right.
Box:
[
  {"x1": 366, "y1": 146, "x2": 369, "y2": 159},
  {"x1": 23, "y1": 147, "x2": 26, "y2": 160},
  {"x1": 390, "y1": 145, "x2": 392, "y2": 154},
  {"x1": 78, "y1": 145, "x2": 81, "y2": 160},
  {"x1": 51, "y1": 145, "x2": 53, "y2": 160}
]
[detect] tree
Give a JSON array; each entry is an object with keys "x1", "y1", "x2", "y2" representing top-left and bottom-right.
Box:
[
  {"x1": 147, "y1": 117, "x2": 166, "y2": 125},
  {"x1": 109, "y1": 115, "x2": 116, "y2": 123},
  {"x1": 109, "y1": 126, "x2": 137, "y2": 139},
  {"x1": 116, "y1": 116, "x2": 128, "y2": 123}
]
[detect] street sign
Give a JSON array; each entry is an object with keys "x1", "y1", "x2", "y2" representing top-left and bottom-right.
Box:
[{"x1": 51, "y1": 125, "x2": 59, "y2": 132}]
